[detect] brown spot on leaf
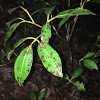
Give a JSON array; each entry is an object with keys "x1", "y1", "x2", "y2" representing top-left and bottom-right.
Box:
[
  {"x1": 24, "y1": 51, "x2": 28, "y2": 56},
  {"x1": 48, "y1": 56, "x2": 50, "y2": 58},
  {"x1": 57, "y1": 69, "x2": 62, "y2": 76},
  {"x1": 41, "y1": 58, "x2": 43, "y2": 61},
  {"x1": 58, "y1": 63, "x2": 61, "y2": 67},
  {"x1": 41, "y1": 56, "x2": 44, "y2": 59},
  {"x1": 28, "y1": 51, "x2": 32, "y2": 54},
  {"x1": 41, "y1": 30, "x2": 43, "y2": 33},
  {"x1": 50, "y1": 70, "x2": 55, "y2": 74},
  {"x1": 40, "y1": 49, "x2": 42, "y2": 52},
  {"x1": 50, "y1": 52, "x2": 53, "y2": 56},
  {"x1": 58, "y1": 55, "x2": 60, "y2": 57},
  {"x1": 43, "y1": 60, "x2": 46, "y2": 62},
  {"x1": 55, "y1": 63, "x2": 58, "y2": 65},
  {"x1": 46, "y1": 67, "x2": 48, "y2": 70},
  {"x1": 28, "y1": 70, "x2": 30, "y2": 72},
  {"x1": 31, "y1": 60, "x2": 33, "y2": 63},
  {"x1": 20, "y1": 78, "x2": 21, "y2": 81},
  {"x1": 29, "y1": 46, "x2": 32, "y2": 50},
  {"x1": 17, "y1": 67, "x2": 19, "y2": 70},
  {"x1": 17, "y1": 80, "x2": 19, "y2": 83},
  {"x1": 28, "y1": 60, "x2": 30, "y2": 64},
  {"x1": 55, "y1": 66, "x2": 58, "y2": 69},
  {"x1": 48, "y1": 64, "x2": 51, "y2": 67},
  {"x1": 44, "y1": 39, "x2": 46, "y2": 41}
]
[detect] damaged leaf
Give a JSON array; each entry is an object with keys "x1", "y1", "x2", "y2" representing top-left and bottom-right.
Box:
[
  {"x1": 14, "y1": 45, "x2": 33, "y2": 86},
  {"x1": 37, "y1": 42, "x2": 63, "y2": 77}
]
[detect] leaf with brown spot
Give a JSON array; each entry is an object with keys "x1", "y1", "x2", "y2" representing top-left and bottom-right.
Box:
[
  {"x1": 14, "y1": 45, "x2": 33, "y2": 86},
  {"x1": 37, "y1": 42, "x2": 63, "y2": 77},
  {"x1": 41, "y1": 22, "x2": 51, "y2": 43}
]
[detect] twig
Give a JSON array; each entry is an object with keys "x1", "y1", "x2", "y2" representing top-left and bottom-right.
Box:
[
  {"x1": 0, "y1": 61, "x2": 13, "y2": 67},
  {"x1": 80, "y1": 0, "x2": 83, "y2": 8},
  {"x1": 52, "y1": 24, "x2": 67, "y2": 41},
  {"x1": 34, "y1": 22, "x2": 42, "y2": 28},
  {"x1": 67, "y1": 0, "x2": 84, "y2": 42},
  {"x1": 68, "y1": 15, "x2": 78, "y2": 42}
]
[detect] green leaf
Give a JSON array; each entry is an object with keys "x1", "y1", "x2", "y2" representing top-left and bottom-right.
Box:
[
  {"x1": 64, "y1": 73, "x2": 69, "y2": 80},
  {"x1": 55, "y1": 8, "x2": 96, "y2": 18},
  {"x1": 8, "y1": 7, "x2": 19, "y2": 14},
  {"x1": 41, "y1": 22, "x2": 51, "y2": 43},
  {"x1": 83, "y1": 59, "x2": 98, "y2": 70},
  {"x1": 14, "y1": 37, "x2": 34, "y2": 49},
  {"x1": 29, "y1": 91, "x2": 37, "y2": 100},
  {"x1": 14, "y1": 45, "x2": 33, "y2": 86},
  {"x1": 45, "y1": 6, "x2": 55, "y2": 15},
  {"x1": 7, "y1": 49, "x2": 14, "y2": 61},
  {"x1": 72, "y1": 81, "x2": 85, "y2": 91},
  {"x1": 5, "y1": 22, "x2": 20, "y2": 45},
  {"x1": 31, "y1": 9, "x2": 42, "y2": 16},
  {"x1": 57, "y1": 17, "x2": 70, "y2": 30},
  {"x1": 84, "y1": 52, "x2": 95, "y2": 59},
  {"x1": 6, "y1": 37, "x2": 34, "y2": 60},
  {"x1": 37, "y1": 42, "x2": 63, "y2": 77},
  {"x1": 6, "y1": 18, "x2": 21, "y2": 27},
  {"x1": 38, "y1": 88, "x2": 47, "y2": 100},
  {"x1": 95, "y1": 44, "x2": 100, "y2": 48},
  {"x1": 71, "y1": 68, "x2": 83, "y2": 80}
]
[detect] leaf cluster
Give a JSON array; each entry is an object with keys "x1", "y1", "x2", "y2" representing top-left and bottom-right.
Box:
[{"x1": 1, "y1": 1, "x2": 98, "y2": 91}]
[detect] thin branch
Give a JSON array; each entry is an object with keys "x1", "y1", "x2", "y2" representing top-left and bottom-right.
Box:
[
  {"x1": 0, "y1": 61, "x2": 13, "y2": 67},
  {"x1": 34, "y1": 22, "x2": 42, "y2": 28},
  {"x1": 68, "y1": 0, "x2": 84, "y2": 42},
  {"x1": 68, "y1": 15, "x2": 78, "y2": 42}
]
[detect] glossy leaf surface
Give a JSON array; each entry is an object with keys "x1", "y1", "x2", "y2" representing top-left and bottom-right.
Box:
[
  {"x1": 14, "y1": 46, "x2": 33, "y2": 86},
  {"x1": 64, "y1": 73, "x2": 69, "y2": 80},
  {"x1": 57, "y1": 17, "x2": 70, "y2": 30},
  {"x1": 95, "y1": 44, "x2": 100, "y2": 48},
  {"x1": 71, "y1": 68, "x2": 83, "y2": 80},
  {"x1": 38, "y1": 88, "x2": 47, "y2": 100},
  {"x1": 41, "y1": 22, "x2": 51, "y2": 43},
  {"x1": 5, "y1": 22, "x2": 20, "y2": 45},
  {"x1": 7, "y1": 37, "x2": 34, "y2": 61},
  {"x1": 83, "y1": 59, "x2": 98, "y2": 70},
  {"x1": 14, "y1": 37, "x2": 34, "y2": 49},
  {"x1": 37, "y1": 42, "x2": 63, "y2": 77},
  {"x1": 72, "y1": 81, "x2": 85, "y2": 91},
  {"x1": 55, "y1": 8, "x2": 95, "y2": 18},
  {"x1": 84, "y1": 52, "x2": 95, "y2": 59}
]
